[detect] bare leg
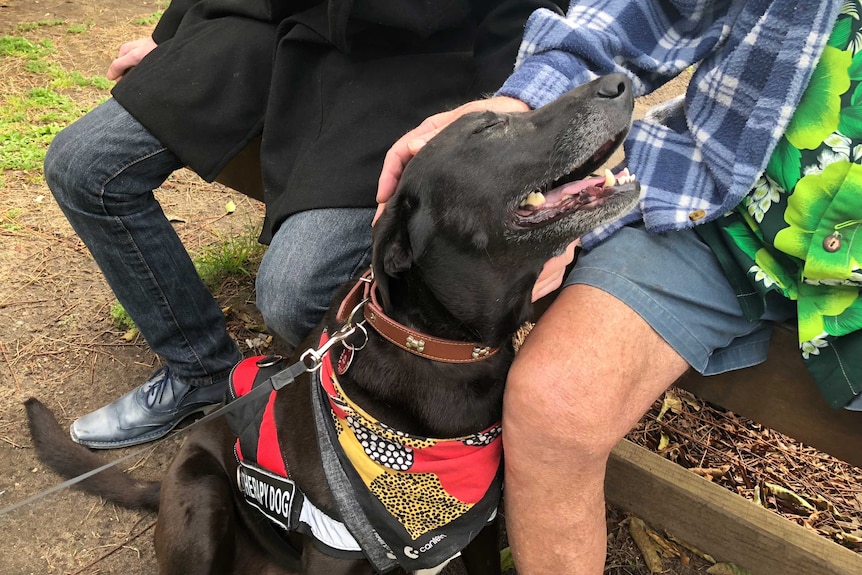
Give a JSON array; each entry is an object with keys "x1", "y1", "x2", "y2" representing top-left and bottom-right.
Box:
[{"x1": 503, "y1": 284, "x2": 689, "y2": 574}]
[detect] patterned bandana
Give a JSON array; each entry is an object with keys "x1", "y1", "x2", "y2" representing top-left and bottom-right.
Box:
[{"x1": 317, "y1": 331, "x2": 504, "y2": 570}]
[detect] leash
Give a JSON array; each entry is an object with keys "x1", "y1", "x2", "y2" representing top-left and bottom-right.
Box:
[{"x1": 0, "y1": 316, "x2": 368, "y2": 519}]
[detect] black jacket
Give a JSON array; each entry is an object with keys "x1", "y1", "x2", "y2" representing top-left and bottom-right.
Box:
[{"x1": 112, "y1": 0, "x2": 565, "y2": 242}]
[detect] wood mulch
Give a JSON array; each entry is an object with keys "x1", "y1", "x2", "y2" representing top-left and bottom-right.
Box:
[{"x1": 614, "y1": 387, "x2": 862, "y2": 572}]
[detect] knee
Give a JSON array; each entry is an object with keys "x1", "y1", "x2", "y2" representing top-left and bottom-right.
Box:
[
  {"x1": 255, "y1": 263, "x2": 324, "y2": 348},
  {"x1": 44, "y1": 124, "x2": 96, "y2": 209},
  {"x1": 504, "y1": 348, "x2": 626, "y2": 465}
]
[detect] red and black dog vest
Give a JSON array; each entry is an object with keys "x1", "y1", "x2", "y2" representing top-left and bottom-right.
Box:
[{"x1": 226, "y1": 332, "x2": 503, "y2": 572}]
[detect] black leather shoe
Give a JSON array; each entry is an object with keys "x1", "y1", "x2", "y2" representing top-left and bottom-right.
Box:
[{"x1": 69, "y1": 367, "x2": 225, "y2": 449}]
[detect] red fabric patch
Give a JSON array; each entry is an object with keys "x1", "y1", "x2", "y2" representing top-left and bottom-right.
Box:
[
  {"x1": 411, "y1": 434, "x2": 502, "y2": 504},
  {"x1": 257, "y1": 392, "x2": 287, "y2": 477},
  {"x1": 231, "y1": 355, "x2": 266, "y2": 398}
]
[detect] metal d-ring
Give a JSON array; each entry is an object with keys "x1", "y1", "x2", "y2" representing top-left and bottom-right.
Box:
[
  {"x1": 345, "y1": 297, "x2": 369, "y2": 327},
  {"x1": 344, "y1": 322, "x2": 369, "y2": 352}
]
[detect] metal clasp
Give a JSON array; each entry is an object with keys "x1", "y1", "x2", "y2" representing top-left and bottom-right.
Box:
[{"x1": 300, "y1": 297, "x2": 370, "y2": 372}]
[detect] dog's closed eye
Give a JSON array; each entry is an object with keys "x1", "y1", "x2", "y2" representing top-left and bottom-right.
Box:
[{"x1": 472, "y1": 119, "x2": 505, "y2": 134}]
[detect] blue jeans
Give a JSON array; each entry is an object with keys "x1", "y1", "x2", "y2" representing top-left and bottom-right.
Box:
[{"x1": 45, "y1": 98, "x2": 373, "y2": 385}]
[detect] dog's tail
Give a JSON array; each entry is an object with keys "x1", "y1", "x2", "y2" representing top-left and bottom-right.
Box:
[{"x1": 24, "y1": 398, "x2": 161, "y2": 512}]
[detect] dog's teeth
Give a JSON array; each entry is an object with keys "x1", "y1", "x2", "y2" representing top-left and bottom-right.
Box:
[
  {"x1": 603, "y1": 169, "x2": 615, "y2": 188},
  {"x1": 520, "y1": 192, "x2": 546, "y2": 207},
  {"x1": 622, "y1": 168, "x2": 630, "y2": 178}
]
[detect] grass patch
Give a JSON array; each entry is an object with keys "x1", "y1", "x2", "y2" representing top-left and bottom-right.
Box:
[
  {"x1": 0, "y1": 36, "x2": 53, "y2": 58},
  {"x1": 50, "y1": 69, "x2": 112, "y2": 90},
  {"x1": 133, "y1": 11, "x2": 164, "y2": 26},
  {"x1": 0, "y1": 88, "x2": 79, "y2": 170},
  {"x1": 16, "y1": 20, "x2": 65, "y2": 32},
  {"x1": 110, "y1": 301, "x2": 136, "y2": 330},
  {"x1": 1, "y1": 35, "x2": 111, "y2": 170},
  {"x1": 66, "y1": 21, "x2": 93, "y2": 35},
  {"x1": 195, "y1": 226, "x2": 266, "y2": 289},
  {"x1": 133, "y1": 0, "x2": 169, "y2": 25},
  {"x1": 2, "y1": 208, "x2": 23, "y2": 231}
]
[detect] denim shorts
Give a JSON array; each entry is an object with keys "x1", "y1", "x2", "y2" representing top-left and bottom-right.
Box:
[{"x1": 565, "y1": 224, "x2": 797, "y2": 375}]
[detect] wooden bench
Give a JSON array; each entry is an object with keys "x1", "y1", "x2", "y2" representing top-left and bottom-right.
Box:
[{"x1": 214, "y1": 153, "x2": 862, "y2": 575}]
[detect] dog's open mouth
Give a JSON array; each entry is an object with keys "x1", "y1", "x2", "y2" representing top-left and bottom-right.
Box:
[{"x1": 512, "y1": 167, "x2": 638, "y2": 228}]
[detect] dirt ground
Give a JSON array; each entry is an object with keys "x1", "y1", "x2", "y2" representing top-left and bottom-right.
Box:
[
  {"x1": 0, "y1": 2, "x2": 857, "y2": 575},
  {"x1": 0, "y1": 2, "x2": 269, "y2": 573}
]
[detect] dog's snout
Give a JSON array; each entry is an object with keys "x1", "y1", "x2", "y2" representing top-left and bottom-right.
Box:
[{"x1": 595, "y1": 74, "x2": 629, "y2": 100}]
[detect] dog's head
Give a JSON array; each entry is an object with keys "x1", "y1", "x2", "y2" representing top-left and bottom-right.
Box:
[{"x1": 373, "y1": 74, "x2": 640, "y2": 344}]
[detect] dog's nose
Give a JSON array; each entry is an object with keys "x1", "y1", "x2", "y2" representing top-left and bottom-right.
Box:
[{"x1": 596, "y1": 74, "x2": 629, "y2": 99}]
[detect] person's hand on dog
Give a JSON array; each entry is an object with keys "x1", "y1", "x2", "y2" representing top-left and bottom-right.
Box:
[
  {"x1": 374, "y1": 96, "x2": 530, "y2": 224},
  {"x1": 107, "y1": 37, "x2": 157, "y2": 81}
]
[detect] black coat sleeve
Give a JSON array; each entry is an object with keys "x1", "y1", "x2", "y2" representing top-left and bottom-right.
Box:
[
  {"x1": 470, "y1": 0, "x2": 567, "y2": 94},
  {"x1": 152, "y1": 0, "x2": 201, "y2": 43},
  {"x1": 152, "y1": 0, "x2": 320, "y2": 43}
]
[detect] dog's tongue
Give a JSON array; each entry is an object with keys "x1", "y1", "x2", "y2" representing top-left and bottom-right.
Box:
[
  {"x1": 547, "y1": 175, "x2": 606, "y2": 203},
  {"x1": 519, "y1": 169, "x2": 636, "y2": 211}
]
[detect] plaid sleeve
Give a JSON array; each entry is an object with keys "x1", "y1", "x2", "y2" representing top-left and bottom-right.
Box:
[
  {"x1": 496, "y1": 0, "x2": 842, "y2": 249},
  {"x1": 496, "y1": 0, "x2": 737, "y2": 108}
]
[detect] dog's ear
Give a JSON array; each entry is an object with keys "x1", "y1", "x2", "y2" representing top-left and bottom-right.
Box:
[
  {"x1": 371, "y1": 197, "x2": 414, "y2": 311},
  {"x1": 372, "y1": 198, "x2": 414, "y2": 277}
]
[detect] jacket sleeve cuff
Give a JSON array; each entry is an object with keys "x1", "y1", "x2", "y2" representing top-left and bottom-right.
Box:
[{"x1": 495, "y1": 53, "x2": 596, "y2": 109}]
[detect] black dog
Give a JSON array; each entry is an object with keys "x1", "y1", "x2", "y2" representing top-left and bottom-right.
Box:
[{"x1": 26, "y1": 74, "x2": 639, "y2": 575}]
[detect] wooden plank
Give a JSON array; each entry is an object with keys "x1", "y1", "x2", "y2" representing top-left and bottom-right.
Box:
[
  {"x1": 606, "y1": 439, "x2": 862, "y2": 575},
  {"x1": 676, "y1": 324, "x2": 862, "y2": 469}
]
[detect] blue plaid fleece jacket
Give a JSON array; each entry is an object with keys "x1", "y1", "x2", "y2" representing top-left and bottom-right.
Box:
[{"x1": 496, "y1": 0, "x2": 844, "y2": 249}]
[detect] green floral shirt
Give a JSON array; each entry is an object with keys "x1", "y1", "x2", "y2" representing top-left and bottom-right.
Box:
[{"x1": 705, "y1": 1, "x2": 862, "y2": 409}]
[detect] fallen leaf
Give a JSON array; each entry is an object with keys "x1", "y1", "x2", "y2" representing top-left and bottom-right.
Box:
[
  {"x1": 680, "y1": 394, "x2": 701, "y2": 411},
  {"x1": 658, "y1": 432, "x2": 670, "y2": 451},
  {"x1": 764, "y1": 482, "x2": 816, "y2": 513},
  {"x1": 810, "y1": 495, "x2": 847, "y2": 520},
  {"x1": 836, "y1": 531, "x2": 862, "y2": 547},
  {"x1": 690, "y1": 465, "x2": 731, "y2": 481},
  {"x1": 627, "y1": 517, "x2": 663, "y2": 573},
  {"x1": 225, "y1": 199, "x2": 237, "y2": 214},
  {"x1": 706, "y1": 562, "x2": 752, "y2": 575},
  {"x1": 753, "y1": 484, "x2": 764, "y2": 507},
  {"x1": 500, "y1": 547, "x2": 514, "y2": 571},
  {"x1": 666, "y1": 533, "x2": 716, "y2": 564},
  {"x1": 122, "y1": 327, "x2": 139, "y2": 342},
  {"x1": 646, "y1": 529, "x2": 679, "y2": 559},
  {"x1": 657, "y1": 389, "x2": 683, "y2": 420},
  {"x1": 679, "y1": 551, "x2": 691, "y2": 566}
]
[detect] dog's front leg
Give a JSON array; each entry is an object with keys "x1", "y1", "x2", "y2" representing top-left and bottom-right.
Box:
[
  {"x1": 155, "y1": 425, "x2": 238, "y2": 575},
  {"x1": 460, "y1": 521, "x2": 502, "y2": 575},
  {"x1": 300, "y1": 538, "x2": 376, "y2": 575}
]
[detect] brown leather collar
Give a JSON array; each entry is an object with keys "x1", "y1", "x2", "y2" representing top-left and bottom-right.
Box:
[{"x1": 335, "y1": 270, "x2": 498, "y2": 363}]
